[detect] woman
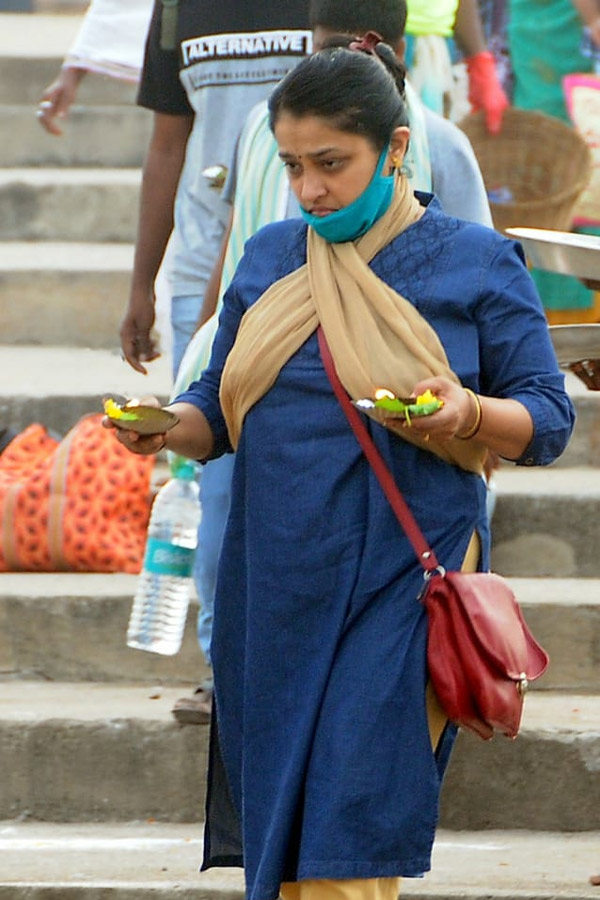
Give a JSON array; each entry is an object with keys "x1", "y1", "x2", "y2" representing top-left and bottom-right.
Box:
[{"x1": 106, "y1": 42, "x2": 575, "y2": 900}]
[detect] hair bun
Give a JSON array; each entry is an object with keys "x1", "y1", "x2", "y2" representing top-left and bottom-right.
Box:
[{"x1": 374, "y1": 41, "x2": 407, "y2": 98}]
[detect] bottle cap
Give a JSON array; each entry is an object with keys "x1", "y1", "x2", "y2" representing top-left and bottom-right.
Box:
[{"x1": 172, "y1": 459, "x2": 198, "y2": 480}]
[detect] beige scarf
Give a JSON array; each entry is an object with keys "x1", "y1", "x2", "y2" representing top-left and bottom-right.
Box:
[{"x1": 220, "y1": 176, "x2": 485, "y2": 474}]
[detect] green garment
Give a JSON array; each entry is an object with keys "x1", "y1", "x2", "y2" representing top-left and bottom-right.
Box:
[
  {"x1": 406, "y1": 0, "x2": 458, "y2": 36},
  {"x1": 509, "y1": 0, "x2": 594, "y2": 309},
  {"x1": 509, "y1": 0, "x2": 591, "y2": 123}
]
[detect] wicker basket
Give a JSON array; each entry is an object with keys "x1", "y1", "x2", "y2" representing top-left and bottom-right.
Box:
[{"x1": 459, "y1": 108, "x2": 593, "y2": 234}]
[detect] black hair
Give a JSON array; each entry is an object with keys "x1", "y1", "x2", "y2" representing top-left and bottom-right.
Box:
[
  {"x1": 268, "y1": 43, "x2": 409, "y2": 151},
  {"x1": 309, "y1": 0, "x2": 407, "y2": 47}
]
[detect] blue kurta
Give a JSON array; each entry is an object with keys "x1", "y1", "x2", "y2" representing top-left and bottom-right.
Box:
[{"x1": 177, "y1": 196, "x2": 575, "y2": 900}]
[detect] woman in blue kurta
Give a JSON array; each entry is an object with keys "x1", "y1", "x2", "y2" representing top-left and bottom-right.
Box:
[{"x1": 106, "y1": 41, "x2": 575, "y2": 900}]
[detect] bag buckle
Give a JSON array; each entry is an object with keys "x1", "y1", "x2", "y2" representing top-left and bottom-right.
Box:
[
  {"x1": 418, "y1": 563, "x2": 446, "y2": 601},
  {"x1": 422, "y1": 562, "x2": 446, "y2": 581},
  {"x1": 517, "y1": 672, "x2": 529, "y2": 697}
]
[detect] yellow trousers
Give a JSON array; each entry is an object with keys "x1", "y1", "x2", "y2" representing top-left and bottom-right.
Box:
[
  {"x1": 279, "y1": 534, "x2": 481, "y2": 900},
  {"x1": 280, "y1": 877, "x2": 401, "y2": 900}
]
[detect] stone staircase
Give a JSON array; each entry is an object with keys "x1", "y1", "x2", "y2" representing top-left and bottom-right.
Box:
[{"x1": 1, "y1": 11, "x2": 599, "y2": 899}]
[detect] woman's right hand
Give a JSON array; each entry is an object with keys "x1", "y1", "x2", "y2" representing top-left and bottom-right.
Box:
[{"x1": 102, "y1": 396, "x2": 168, "y2": 456}]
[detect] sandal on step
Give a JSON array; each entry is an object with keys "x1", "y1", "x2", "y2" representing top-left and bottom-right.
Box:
[{"x1": 171, "y1": 683, "x2": 213, "y2": 725}]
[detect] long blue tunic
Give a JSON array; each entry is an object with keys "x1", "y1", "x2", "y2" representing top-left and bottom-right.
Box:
[{"x1": 177, "y1": 196, "x2": 575, "y2": 900}]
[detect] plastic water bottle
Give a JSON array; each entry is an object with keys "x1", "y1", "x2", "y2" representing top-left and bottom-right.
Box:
[{"x1": 127, "y1": 459, "x2": 201, "y2": 655}]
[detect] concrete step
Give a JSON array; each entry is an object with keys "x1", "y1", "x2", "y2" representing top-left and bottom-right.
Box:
[
  {"x1": 0, "y1": 345, "x2": 172, "y2": 436},
  {"x1": 1, "y1": 4, "x2": 87, "y2": 15},
  {"x1": 32, "y1": 1, "x2": 88, "y2": 11},
  {"x1": 1, "y1": 574, "x2": 597, "y2": 691},
  {"x1": 510, "y1": 577, "x2": 600, "y2": 692},
  {"x1": 558, "y1": 372, "x2": 600, "y2": 469},
  {"x1": 0, "y1": 683, "x2": 209, "y2": 822},
  {"x1": 491, "y1": 467, "x2": 600, "y2": 577},
  {"x1": 0, "y1": 57, "x2": 138, "y2": 105},
  {"x1": 0, "y1": 14, "x2": 82, "y2": 60},
  {"x1": 0, "y1": 683, "x2": 598, "y2": 829},
  {"x1": 0, "y1": 822, "x2": 598, "y2": 900},
  {"x1": 0, "y1": 573, "x2": 210, "y2": 685},
  {"x1": 0, "y1": 12, "x2": 134, "y2": 106},
  {"x1": 0, "y1": 243, "x2": 134, "y2": 348},
  {"x1": 0, "y1": 683, "x2": 208, "y2": 822},
  {"x1": 0, "y1": 169, "x2": 141, "y2": 241},
  {"x1": 440, "y1": 692, "x2": 600, "y2": 831},
  {"x1": 0, "y1": 12, "x2": 131, "y2": 104},
  {"x1": 0, "y1": 104, "x2": 151, "y2": 167},
  {"x1": 0, "y1": 2, "x2": 33, "y2": 10}
]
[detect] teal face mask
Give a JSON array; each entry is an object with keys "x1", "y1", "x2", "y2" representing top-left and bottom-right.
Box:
[{"x1": 300, "y1": 146, "x2": 393, "y2": 243}]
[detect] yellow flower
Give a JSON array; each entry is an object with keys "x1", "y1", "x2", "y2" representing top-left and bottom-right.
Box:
[
  {"x1": 103, "y1": 397, "x2": 124, "y2": 419},
  {"x1": 103, "y1": 397, "x2": 140, "y2": 422},
  {"x1": 414, "y1": 389, "x2": 442, "y2": 407}
]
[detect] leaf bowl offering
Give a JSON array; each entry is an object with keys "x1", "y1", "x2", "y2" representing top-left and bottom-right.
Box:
[
  {"x1": 103, "y1": 397, "x2": 180, "y2": 435},
  {"x1": 353, "y1": 388, "x2": 444, "y2": 423}
]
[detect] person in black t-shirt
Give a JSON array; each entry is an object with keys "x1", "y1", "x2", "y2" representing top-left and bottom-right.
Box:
[
  {"x1": 120, "y1": 1, "x2": 310, "y2": 376},
  {"x1": 120, "y1": 1, "x2": 311, "y2": 722}
]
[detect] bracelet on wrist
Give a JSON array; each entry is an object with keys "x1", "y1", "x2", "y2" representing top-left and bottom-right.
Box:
[{"x1": 456, "y1": 388, "x2": 482, "y2": 440}]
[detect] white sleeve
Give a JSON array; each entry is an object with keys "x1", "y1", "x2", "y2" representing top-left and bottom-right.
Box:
[{"x1": 65, "y1": 0, "x2": 154, "y2": 81}]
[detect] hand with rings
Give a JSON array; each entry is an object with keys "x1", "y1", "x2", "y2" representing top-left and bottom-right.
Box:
[{"x1": 36, "y1": 100, "x2": 53, "y2": 117}]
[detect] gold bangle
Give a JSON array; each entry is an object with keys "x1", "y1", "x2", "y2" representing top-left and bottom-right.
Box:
[{"x1": 457, "y1": 388, "x2": 482, "y2": 440}]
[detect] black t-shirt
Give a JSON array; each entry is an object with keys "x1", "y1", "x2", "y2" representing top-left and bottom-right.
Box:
[
  {"x1": 137, "y1": 0, "x2": 311, "y2": 292},
  {"x1": 138, "y1": 0, "x2": 310, "y2": 116}
]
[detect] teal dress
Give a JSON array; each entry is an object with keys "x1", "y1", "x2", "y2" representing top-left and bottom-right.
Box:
[{"x1": 177, "y1": 195, "x2": 575, "y2": 900}]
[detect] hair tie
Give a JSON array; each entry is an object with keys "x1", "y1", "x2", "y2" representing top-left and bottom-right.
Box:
[{"x1": 348, "y1": 30, "x2": 383, "y2": 55}]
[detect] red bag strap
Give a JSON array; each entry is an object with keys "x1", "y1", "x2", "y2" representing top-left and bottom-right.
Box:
[{"x1": 317, "y1": 326, "x2": 440, "y2": 575}]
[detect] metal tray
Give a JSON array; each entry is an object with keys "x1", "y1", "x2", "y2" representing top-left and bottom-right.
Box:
[
  {"x1": 506, "y1": 227, "x2": 600, "y2": 280},
  {"x1": 548, "y1": 324, "x2": 600, "y2": 366}
]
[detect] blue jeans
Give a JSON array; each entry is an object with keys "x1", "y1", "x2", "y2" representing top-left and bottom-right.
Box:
[
  {"x1": 171, "y1": 294, "x2": 234, "y2": 668},
  {"x1": 171, "y1": 293, "x2": 204, "y2": 382},
  {"x1": 193, "y1": 452, "x2": 234, "y2": 665}
]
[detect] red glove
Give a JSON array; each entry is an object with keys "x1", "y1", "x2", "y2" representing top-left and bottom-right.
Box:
[{"x1": 466, "y1": 50, "x2": 509, "y2": 135}]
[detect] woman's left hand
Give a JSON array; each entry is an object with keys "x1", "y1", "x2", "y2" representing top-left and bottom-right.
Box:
[{"x1": 385, "y1": 376, "x2": 476, "y2": 441}]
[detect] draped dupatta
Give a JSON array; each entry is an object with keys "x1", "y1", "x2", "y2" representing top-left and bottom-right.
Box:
[{"x1": 220, "y1": 177, "x2": 485, "y2": 474}]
